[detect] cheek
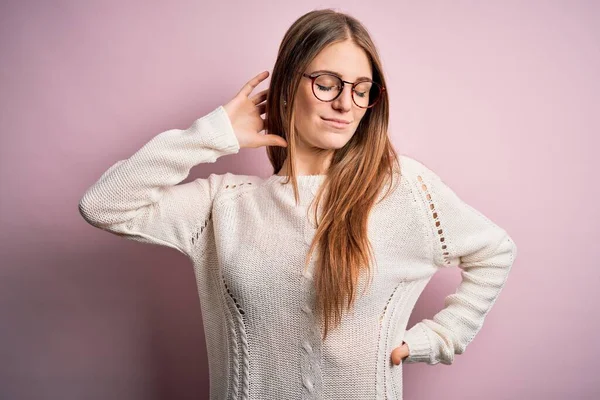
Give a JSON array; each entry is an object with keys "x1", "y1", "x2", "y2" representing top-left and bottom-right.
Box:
[
  {"x1": 353, "y1": 112, "x2": 368, "y2": 130},
  {"x1": 355, "y1": 110, "x2": 367, "y2": 123},
  {"x1": 294, "y1": 93, "x2": 321, "y2": 121},
  {"x1": 299, "y1": 104, "x2": 325, "y2": 127}
]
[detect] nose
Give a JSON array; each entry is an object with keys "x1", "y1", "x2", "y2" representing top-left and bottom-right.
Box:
[{"x1": 331, "y1": 84, "x2": 353, "y2": 112}]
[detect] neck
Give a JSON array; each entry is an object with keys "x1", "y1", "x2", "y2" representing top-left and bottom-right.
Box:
[{"x1": 276, "y1": 149, "x2": 334, "y2": 177}]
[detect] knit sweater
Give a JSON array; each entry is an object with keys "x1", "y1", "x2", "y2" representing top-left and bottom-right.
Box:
[{"x1": 78, "y1": 105, "x2": 518, "y2": 400}]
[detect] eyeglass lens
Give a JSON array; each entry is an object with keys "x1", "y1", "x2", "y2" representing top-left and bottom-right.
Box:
[{"x1": 313, "y1": 74, "x2": 381, "y2": 108}]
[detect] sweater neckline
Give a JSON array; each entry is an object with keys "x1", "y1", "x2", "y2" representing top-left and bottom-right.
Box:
[
  {"x1": 266, "y1": 173, "x2": 326, "y2": 181},
  {"x1": 264, "y1": 174, "x2": 326, "y2": 192}
]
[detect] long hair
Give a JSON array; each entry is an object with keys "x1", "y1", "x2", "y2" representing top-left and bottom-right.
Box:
[{"x1": 264, "y1": 9, "x2": 402, "y2": 340}]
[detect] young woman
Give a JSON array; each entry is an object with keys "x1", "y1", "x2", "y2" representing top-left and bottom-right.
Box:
[{"x1": 79, "y1": 9, "x2": 517, "y2": 400}]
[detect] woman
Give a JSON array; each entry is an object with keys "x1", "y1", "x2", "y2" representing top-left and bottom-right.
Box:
[{"x1": 79, "y1": 9, "x2": 517, "y2": 400}]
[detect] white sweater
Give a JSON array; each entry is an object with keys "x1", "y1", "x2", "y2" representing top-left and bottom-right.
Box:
[{"x1": 79, "y1": 105, "x2": 518, "y2": 400}]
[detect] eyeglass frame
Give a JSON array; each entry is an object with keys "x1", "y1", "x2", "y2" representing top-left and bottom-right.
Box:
[{"x1": 301, "y1": 72, "x2": 386, "y2": 109}]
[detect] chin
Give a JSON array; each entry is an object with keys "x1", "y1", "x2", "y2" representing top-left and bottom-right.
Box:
[{"x1": 317, "y1": 136, "x2": 351, "y2": 149}]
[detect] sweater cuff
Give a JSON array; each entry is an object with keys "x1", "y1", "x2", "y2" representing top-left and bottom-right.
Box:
[
  {"x1": 402, "y1": 322, "x2": 433, "y2": 364},
  {"x1": 188, "y1": 105, "x2": 240, "y2": 155}
]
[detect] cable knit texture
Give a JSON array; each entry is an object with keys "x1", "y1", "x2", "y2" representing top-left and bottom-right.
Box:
[{"x1": 79, "y1": 105, "x2": 518, "y2": 399}]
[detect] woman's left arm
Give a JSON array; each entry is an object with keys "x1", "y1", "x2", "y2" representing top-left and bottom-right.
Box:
[{"x1": 401, "y1": 157, "x2": 518, "y2": 365}]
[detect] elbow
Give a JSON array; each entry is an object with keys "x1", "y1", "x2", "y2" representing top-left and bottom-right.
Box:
[
  {"x1": 458, "y1": 229, "x2": 517, "y2": 270},
  {"x1": 78, "y1": 192, "x2": 107, "y2": 228},
  {"x1": 78, "y1": 197, "x2": 97, "y2": 226}
]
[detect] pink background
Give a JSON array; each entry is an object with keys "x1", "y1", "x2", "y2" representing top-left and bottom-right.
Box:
[{"x1": 1, "y1": 1, "x2": 598, "y2": 399}]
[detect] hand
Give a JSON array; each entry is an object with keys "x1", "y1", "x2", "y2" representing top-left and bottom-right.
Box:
[
  {"x1": 391, "y1": 342, "x2": 410, "y2": 365},
  {"x1": 223, "y1": 70, "x2": 288, "y2": 149}
]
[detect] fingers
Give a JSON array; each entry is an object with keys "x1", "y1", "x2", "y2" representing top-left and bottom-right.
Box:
[
  {"x1": 240, "y1": 71, "x2": 269, "y2": 98},
  {"x1": 251, "y1": 89, "x2": 268, "y2": 105},
  {"x1": 391, "y1": 348, "x2": 401, "y2": 365},
  {"x1": 390, "y1": 344, "x2": 409, "y2": 365},
  {"x1": 257, "y1": 102, "x2": 266, "y2": 116},
  {"x1": 262, "y1": 134, "x2": 288, "y2": 148},
  {"x1": 260, "y1": 116, "x2": 266, "y2": 133}
]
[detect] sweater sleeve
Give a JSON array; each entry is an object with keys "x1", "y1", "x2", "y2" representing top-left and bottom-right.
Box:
[
  {"x1": 401, "y1": 158, "x2": 518, "y2": 365},
  {"x1": 78, "y1": 105, "x2": 240, "y2": 258}
]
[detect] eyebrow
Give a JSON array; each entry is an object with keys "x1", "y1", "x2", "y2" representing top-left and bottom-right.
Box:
[{"x1": 309, "y1": 69, "x2": 373, "y2": 81}]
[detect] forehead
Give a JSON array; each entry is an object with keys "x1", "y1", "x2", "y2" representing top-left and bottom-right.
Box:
[{"x1": 307, "y1": 40, "x2": 373, "y2": 81}]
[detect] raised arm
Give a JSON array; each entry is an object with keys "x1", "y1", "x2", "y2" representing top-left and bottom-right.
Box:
[
  {"x1": 78, "y1": 71, "x2": 288, "y2": 259},
  {"x1": 78, "y1": 105, "x2": 240, "y2": 258},
  {"x1": 401, "y1": 157, "x2": 518, "y2": 365}
]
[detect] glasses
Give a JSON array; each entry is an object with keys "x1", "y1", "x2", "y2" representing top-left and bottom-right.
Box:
[{"x1": 302, "y1": 72, "x2": 385, "y2": 109}]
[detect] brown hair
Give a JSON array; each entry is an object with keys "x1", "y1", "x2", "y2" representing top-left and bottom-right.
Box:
[{"x1": 265, "y1": 9, "x2": 402, "y2": 340}]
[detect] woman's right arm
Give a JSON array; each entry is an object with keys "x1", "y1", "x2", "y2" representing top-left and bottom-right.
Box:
[
  {"x1": 78, "y1": 105, "x2": 240, "y2": 258},
  {"x1": 78, "y1": 71, "x2": 287, "y2": 258}
]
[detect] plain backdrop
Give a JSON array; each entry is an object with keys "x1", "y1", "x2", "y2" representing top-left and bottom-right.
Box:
[{"x1": 1, "y1": 1, "x2": 598, "y2": 399}]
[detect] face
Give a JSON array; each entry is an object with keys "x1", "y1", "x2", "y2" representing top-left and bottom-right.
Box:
[{"x1": 292, "y1": 39, "x2": 372, "y2": 151}]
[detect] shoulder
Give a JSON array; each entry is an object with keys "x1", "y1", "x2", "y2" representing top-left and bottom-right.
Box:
[{"x1": 398, "y1": 154, "x2": 439, "y2": 181}]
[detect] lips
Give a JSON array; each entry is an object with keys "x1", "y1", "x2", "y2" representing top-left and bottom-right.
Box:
[
  {"x1": 321, "y1": 117, "x2": 351, "y2": 124},
  {"x1": 321, "y1": 117, "x2": 352, "y2": 130}
]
